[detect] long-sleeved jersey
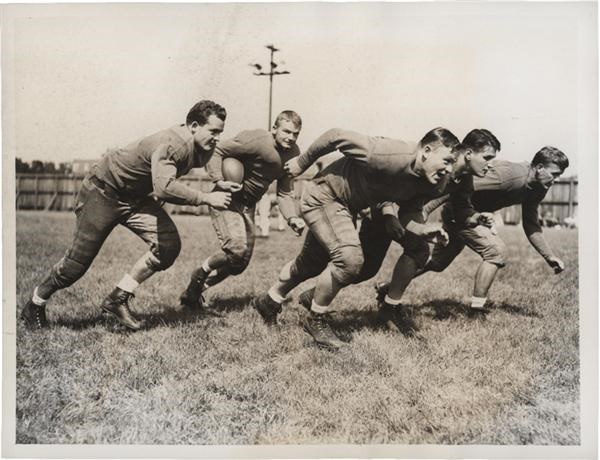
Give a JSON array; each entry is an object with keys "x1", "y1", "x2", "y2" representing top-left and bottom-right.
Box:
[
  {"x1": 297, "y1": 128, "x2": 438, "y2": 213},
  {"x1": 93, "y1": 124, "x2": 210, "y2": 205},
  {"x1": 435, "y1": 160, "x2": 555, "y2": 260},
  {"x1": 206, "y1": 129, "x2": 299, "y2": 219}
]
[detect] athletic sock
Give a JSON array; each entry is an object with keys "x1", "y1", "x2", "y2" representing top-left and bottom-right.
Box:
[
  {"x1": 384, "y1": 294, "x2": 403, "y2": 306},
  {"x1": 267, "y1": 287, "x2": 286, "y2": 304},
  {"x1": 116, "y1": 274, "x2": 139, "y2": 294},
  {"x1": 310, "y1": 300, "x2": 331, "y2": 315},
  {"x1": 471, "y1": 296, "x2": 487, "y2": 310},
  {"x1": 201, "y1": 260, "x2": 212, "y2": 273},
  {"x1": 31, "y1": 287, "x2": 48, "y2": 306}
]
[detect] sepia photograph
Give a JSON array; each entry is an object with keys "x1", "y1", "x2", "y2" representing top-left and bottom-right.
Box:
[{"x1": 2, "y1": 1, "x2": 597, "y2": 458}]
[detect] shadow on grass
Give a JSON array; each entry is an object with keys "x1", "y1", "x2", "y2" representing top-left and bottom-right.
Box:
[
  {"x1": 50, "y1": 304, "x2": 212, "y2": 332},
  {"x1": 206, "y1": 293, "x2": 255, "y2": 313},
  {"x1": 420, "y1": 298, "x2": 543, "y2": 320}
]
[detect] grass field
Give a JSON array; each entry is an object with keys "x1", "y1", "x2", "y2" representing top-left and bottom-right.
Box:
[{"x1": 15, "y1": 211, "x2": 579, "y2": 445}]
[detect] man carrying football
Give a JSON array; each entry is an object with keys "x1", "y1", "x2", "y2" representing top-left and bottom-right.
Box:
[
  {"x1": 253, "y1": 127, "x2": 459, "y2": 350},
  {"x1": 376, "y1": 146, "x2": 569, "y2": 318},
  {"x1": 179, "y1": 110, "x2": 306, "y2": 310},
  {"x1": 20, "y1": 100, "x2": 231, "y2": 330}
]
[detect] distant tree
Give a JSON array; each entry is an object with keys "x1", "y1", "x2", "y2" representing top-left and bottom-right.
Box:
[
  {"x1": 43, "y1": 162, "x2": 56, "y2": 174},
  {"x1": 58, "y1": 162, "x2": 73, "y2": 175},
  {"x1": 30, "y1": 160, "x2": 44, "y2": 173},
  {"x1": 15, "y1": 158, "x2": 30, "y2": 173}
]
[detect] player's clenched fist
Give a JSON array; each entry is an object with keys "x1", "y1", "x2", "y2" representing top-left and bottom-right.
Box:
[
  {"x1": 288, "y1": 217, "x2": 306, "y2": 236},
  {"x1": 284, "y1": 157, "x2": 304, "y2": 178},
  {"x1": 547, "y1": 256, "x2": 565, "y2": 274},
  {"x1": 421, "y1": 225, "x2": 449, "y2": 246},
  {"x1": 204, "y1": 191, "x2": 231, "y2": 209}
]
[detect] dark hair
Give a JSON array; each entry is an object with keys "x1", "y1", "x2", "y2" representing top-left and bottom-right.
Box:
[
  {"x1": 273, "y1": 110, "x2": 302, "y2": 129},
  {"x1": 461, "y1": 129, "x2": 501, "y2": 152},
  {"x1": 531, "y1": 146, "x2": 569, "y2": 171},
  {"x1": 419, "y1": 127, "x2": 460, "y2": 150},
  {"x1": 186, "y1": 100, "x2": 227, "y2": 126}
]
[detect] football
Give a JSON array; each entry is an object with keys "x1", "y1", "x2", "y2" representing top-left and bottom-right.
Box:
[{"x1": 222, "y1": 157, "x2": 245, "y2": 183}]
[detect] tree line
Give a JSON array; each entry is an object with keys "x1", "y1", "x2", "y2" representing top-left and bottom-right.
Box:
[{"x1": 16, "y1": 158, "x2": 73, "y2": 175}]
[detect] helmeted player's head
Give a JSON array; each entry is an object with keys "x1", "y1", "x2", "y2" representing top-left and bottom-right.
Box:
[
  {"x1": 455, "y1": 129, "x2": 501, "y2": 178},
  {"x1": 416, "y1": 127, "x2": 460, "y2": 184},
  {"x1": 272, "y1": 110, "x2": 302, "y2": 151},
  {"x1": 186, "y1": 100, "x2": 227, "y2": 154},
  {"x1": 530, "y1": 146, "x2": 569, "y2": 190}
]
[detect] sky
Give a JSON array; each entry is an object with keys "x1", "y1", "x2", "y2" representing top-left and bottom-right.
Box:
[{"x1": 4, "y1": 2, "x2": 598, "y2": 176}]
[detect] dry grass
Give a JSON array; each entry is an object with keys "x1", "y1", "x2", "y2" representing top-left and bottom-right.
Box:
[{"x1": 15, "y1": 211, "x2": 579, "y2": 445}]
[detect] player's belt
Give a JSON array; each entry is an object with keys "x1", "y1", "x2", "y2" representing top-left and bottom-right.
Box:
[{"x1": 88, "y1": 175, "x2": 140, "y2": 203}]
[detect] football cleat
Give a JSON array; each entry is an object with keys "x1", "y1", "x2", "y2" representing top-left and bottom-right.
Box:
[
  {"x1": 298, "y1": 287, "x2": 315, "y2": 312},
  {"x1": 303, "y1": 313, "x2": 346, "y2": 351},
  {"x1": 180, "y1": 269, "x2": 208, "y2": 311},
  {"x1": 21, "y1": 299, "x2": 49, "y2": 330},
  {"x1": 375, "y1": 282, "x2": 390, "y2": 306},
  {"x1": 379, "y1": 302, "x2": 419, "y2": 338},
  {"x1": 253, "y1": 293, "x2": 282, "y2": 325},
  {"x1": 101, "y1": 287, "x2": 143, "y2": 331}
]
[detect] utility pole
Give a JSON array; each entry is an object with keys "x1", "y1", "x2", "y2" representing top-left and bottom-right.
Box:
[{"x1": 250, "y1": 44, "x2": 290, "y2": 129}]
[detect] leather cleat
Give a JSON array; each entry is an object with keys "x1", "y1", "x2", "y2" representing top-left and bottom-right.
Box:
[
  {"x1": 253, "y1": 293, "x2": 282, "y2": 325},
  {"x1": 375, "y1": 282, "x2": 390, "y2": 305},
  {"x1": 179, "y1": 283, "x2": 206, "y2": 311},
  {"x1": 21, "y1": 299, "x2": 49, "y2": 329},
  {"x1": 379, "y1": 302, "x2": 420, "y2": 338},
  {"x1": 180, "y1": 269, "x2": 208, "y2": 311},
  {"x1": 303, "y1": 313, "x2": 346, "y2": 351},
  {"x1": 100, "y1": 287, "x2": 143, "y2": 331},
  {"x1": 298, "y1": 287, "x2": 315, "y2": 312}
]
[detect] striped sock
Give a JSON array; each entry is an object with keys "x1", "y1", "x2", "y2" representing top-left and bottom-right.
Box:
[
  {"x1": 31, "y1": 287, "x2": 48, "y2": 306},
  {"x1": 384, "y1": 294, "x2": 403, "y2": 306},
  {"x1": 471, "y1": 296, "x2": 487, "y2": 309}
]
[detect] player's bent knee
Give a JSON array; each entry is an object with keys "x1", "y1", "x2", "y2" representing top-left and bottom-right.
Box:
[
  {"x1": 225, "y1": 246, "x2": 251, "y2": 275},
  {"x1": 332, "y1": 246, "x2": 364, "y2": 284},
  {"x1": 481, "y1": 242, "x2": 507, "y2": 267},
  {"x1": 149, "y1": 235, "x2": 182, "y2": 271},
  {"x1": 52, "y1": 256, "x2": 89, "y2": 288}
]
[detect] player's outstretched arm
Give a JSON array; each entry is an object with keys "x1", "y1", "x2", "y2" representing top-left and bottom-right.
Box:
[
  {"x1": 286, "y1": 128, "x2": 371, "y2": 177},
  {"x1": 522, "y1": 201, "x2": 564, "y2": 273},
  {"x1": 276, "y1": 177, "x2": 305, "y2": 236}
]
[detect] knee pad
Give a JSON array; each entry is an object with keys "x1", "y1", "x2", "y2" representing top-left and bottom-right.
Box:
[
  {"x1": 224, "y1": 241, "x2": 251, "y2": 275},
  {"x1": 330, "y1": 245, "x2": 364, "y2": 285},
  {"x1": 51, "y1": 255, "x2": 89, "y2": 289},
  {"x1": 147, "y1": 234, "x2": 182, "y2": 271},
  {"x1": 481, "y1": 240, "x2": 507, "y2": 267}
]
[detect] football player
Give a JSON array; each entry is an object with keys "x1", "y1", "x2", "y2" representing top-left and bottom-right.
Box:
[
  {"x1": 377, "y1": 146, "x2": 569, "y2": 318},
  {"x1": 179, "y1": 111, "x2": 306, "y2": 310},
  {"x1": 20, "y1": 100, "x2": 231, "y2": 330},
  {"x1": 254, "y1": 127, "x2": 459, "y2": 350}
]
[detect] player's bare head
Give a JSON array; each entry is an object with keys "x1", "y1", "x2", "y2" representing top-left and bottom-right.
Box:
[
  {"x1": 187, "y1": 100, "x2": 227, "y2": 154},
  {"x1": 417, "y1": 127, "x2": 460, "y2": 184},
  {"x1": 530, "y1": 146, "x2": 569, "y2": 190},
  {"x1": 273, "y1": 110, "x2": 302, "y2": 130},
  {"x1": 532, "y1": 146, "x2": 569, "y2": 171},
  {"x1": 461, "y1": 129, "x2": 501, "y2": 154},
  {"x1": 186, "y1": 100, "x2": 227, "y2": 126},
  {"x1": 273, "y1": 110, "x2": 302, "y2": 151},
  {"x1": 455, "y1": 129, "x2": 501, "y2": 177},
  {"x1": 419, "y1": 127, "x2": 460, "y2": 153}
]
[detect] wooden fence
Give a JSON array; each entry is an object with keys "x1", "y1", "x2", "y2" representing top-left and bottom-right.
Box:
[{"x1": 15, "y1": 174, "x2": 578, "y2": 224}]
